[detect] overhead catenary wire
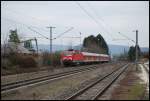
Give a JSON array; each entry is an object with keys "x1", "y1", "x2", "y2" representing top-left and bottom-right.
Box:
[
  {"x1": 53, "y1": 27, "x2": 74, "y2": 40},
  {"x1": 2, "y1": 17, "x2": 75, "y2": 43},
  {"x1": 86, "y1": 2, "x2": 136, "y2": 43},
  {"x1": 75, "y1": 1, "x2": 115, "y2": 40},
  {"x1": 6, "y1": 2, "x2": 105, "y2": 42},
  {"x1": 3, "y1": 4, "x2": 76, "y2": 34},
  {"x1": 2, "y1": 4, "x2": 52, "y2": 33},
  {"x1": 2, "y1": 3, "x2": 84, "y2": 49},
  {"x1": 2, "y1": 5, "x2": 49, "y2": 27},
  {"x1": 27, "y1": 27, "x2": 50, "y2": 40},
  {"x1": 2, "y1": 17, "x2": 50, "y2": 40},
  {"x1": 3, "y1": 5, "x2": 73, "y2": 34},
  {"x1": 2, "y1": 2, "x2": 136, "y2": 46},
  {"x1": 118, "y1": 32, "x2": 135, "y2": 43},
  {"x1": 3, "y1": 2, "x2": 106, "y2": 44},
  {"x1": 86, "y1": 2, "x2": 116, "y2": 33},
  {"x1": 2, "y1": 2, "x2": 77, "y2": 39},
  {"x1": 86, "y1": 2, "x2": 107, "y2": 26}
]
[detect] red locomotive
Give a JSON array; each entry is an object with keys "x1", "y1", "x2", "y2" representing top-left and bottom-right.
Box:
[{"x1": 60, "y1": 49, "x2": 110, "y2": 66}]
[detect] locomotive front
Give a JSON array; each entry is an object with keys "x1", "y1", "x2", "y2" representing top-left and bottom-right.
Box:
[{"x1": 60, "y1": 49, "x2": 74, "y2": 66}]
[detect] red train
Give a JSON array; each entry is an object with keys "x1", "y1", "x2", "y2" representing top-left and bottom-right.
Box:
[{"x1": 60, "y1": 49, "x2": 110, "y2": 66}]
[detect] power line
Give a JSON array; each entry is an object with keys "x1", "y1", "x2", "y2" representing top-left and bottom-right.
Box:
[
  {"x1": 86, "y1": 2, "x2": 106, "y2": 25},
  {"x1": 20, "y1": 37, "x2": 47, "y2": 39},
  {"x1": 86, "y1": 2, "x2": 116, "y2": 33},
  {"x1": 3, "y1": 6, "x2": 49, "y2": 26},
  {"x1": 3, "y1": 8, "x2": 72, "y2": 34},
  {"x1": 28, "y1": 27, "x2": 49, "y2": 40},
  {"x1": 2, "y1": 16, "x2": 48, "y2": 33},
  {"x1": 2, "y1": 8, "x2": 80, "y2": 51},
  {"x1": 75, "y1": 1, "x2": 115, "y2": 39},
  {"x1": 2, "y1": 17, "x2": 76, "y2": 44},
  {"x1": 53, "y1": 27, "x2": 74, "y2": 40},
  {"x1": 28, "y1": 25, "x2": 48, "y2": 33},
  {"x1": 2, "y1": 17, "x2": 50, "y2": 40},
  {"x1": 86, "y1": 2, "x2": 136, "y2": 43},
  {"x1": 2, "y1": 17, "x2": 28, "y2": 27},
  {"x1": 2, "y1": 5, "x2": 50, "y2": 33},
  {"x1": 2, "y1": 3, "x2": 88, "y2": 44},
  {"x1": 112, "y1": 38, "x2": 127, "y2": 41},
  {"x1": 118, "y1": 32, "x2": 135, "y2": 43}
]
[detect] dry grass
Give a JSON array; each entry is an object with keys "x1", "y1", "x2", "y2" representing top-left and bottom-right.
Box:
[{"x1": 111, "y1": 64, "x2": 147, "y2": 100}]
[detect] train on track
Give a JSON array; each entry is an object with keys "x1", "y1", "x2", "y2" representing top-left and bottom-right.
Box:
[{"x1": 60, "y1": 49, "x2": 110, "y2": 66}]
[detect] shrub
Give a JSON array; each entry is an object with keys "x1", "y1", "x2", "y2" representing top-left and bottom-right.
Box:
[
  {"x1": 8, "y1": 53, "x2": 37, "y2": 68},
  {"x1": 52, "y1": 52, "x2": 61, "y2": 66},
  {"x1": 42, "y1": 51, "x2": 61, "y2": 66},
  {"x1": 42, "y1": 51, "x2": 51, "y2": 65},
  {"x1": 18, "y1": 56, "x2": 37, "y2": 68},
  {"x1": 1, "y1": 58, "x2": 13, "y2": 70},
  {"x1": 8, "y1": 53, "x2": 20, "y2": 65}
]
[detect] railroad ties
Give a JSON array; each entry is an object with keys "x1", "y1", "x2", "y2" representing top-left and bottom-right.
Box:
[
  {"x1": 1, "y1": 65, "x2": 98, "y2": 94},
  {"x1": 65, "y1": 63, "x2": 129, "y2": 100}
]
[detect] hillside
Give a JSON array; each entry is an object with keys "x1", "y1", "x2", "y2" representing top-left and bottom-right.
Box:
[{"x1": 34, "y1": 44, "x2": 149, "y2": 56}]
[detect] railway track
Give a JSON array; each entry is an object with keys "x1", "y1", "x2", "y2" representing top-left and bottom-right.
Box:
[
  {"x1": 143, "y1": 64, "x2": 149, "y2": 73},
  {"x1": 65, "y1": 63, "x2": 129, "y2": 100},
  {"x1": 1, "y1": 65, "x2": 99, "y2": 93}
]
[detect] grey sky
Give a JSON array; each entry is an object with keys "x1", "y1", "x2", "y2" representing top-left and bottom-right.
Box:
[{"x1": 1, "y1": 1, "x2": 149, "y2": 47}]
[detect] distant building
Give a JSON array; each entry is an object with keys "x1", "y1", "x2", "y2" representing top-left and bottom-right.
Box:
[{"x1": 1, "y1": 42, "x2": 32, "y2": 55}]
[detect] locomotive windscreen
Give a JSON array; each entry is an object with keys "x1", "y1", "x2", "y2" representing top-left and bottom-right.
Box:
[{"x1": 63, "y1": 51, "x2": 74, "y2": 56}]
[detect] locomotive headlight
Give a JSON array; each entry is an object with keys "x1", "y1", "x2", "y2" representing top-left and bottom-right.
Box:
[
  {"x1": 68, "y1": 57, "x2": 72, "y2": 60},
  {"x1": 63, "y1": 57, "x2": 72, "y2": 60}
]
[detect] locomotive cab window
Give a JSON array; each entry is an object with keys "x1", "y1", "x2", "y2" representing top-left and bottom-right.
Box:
[
  {"x1": 63, "y1": 51, "x2": 73, "y2": 56},
  {"x1": 74, "y1": 50, "x2": 80, "y2": 54}
]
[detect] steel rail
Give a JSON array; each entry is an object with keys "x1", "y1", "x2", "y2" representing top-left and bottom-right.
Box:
[
  {"x1": 92, "y1": 63, "x2": 129, "y2": 100},
  {"x1": 2, "y1": 62, "x2": 117, "y2": 88},
  {"x1": 143, "y1": 64, "x2": 149, "y2": 73},
  {"x1": 65, "y1": 63, "x2": 129, "y2": 100},
  {"x1": 1, "y1": 65, "x2": 98, "y2": 93}
]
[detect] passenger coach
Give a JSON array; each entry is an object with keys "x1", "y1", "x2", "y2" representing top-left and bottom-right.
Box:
[{"x1": 60, "y1": 49, "x2": 110, "y2": 66}]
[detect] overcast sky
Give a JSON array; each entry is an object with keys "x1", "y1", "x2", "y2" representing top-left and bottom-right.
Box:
[{"x1": 1, "y1": 1, "x2": 149, "y2": 47}]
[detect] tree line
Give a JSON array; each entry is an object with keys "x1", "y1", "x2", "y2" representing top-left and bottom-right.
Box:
[{"x1": 82, "y1": 34, "x2": 109, "y2": 54}]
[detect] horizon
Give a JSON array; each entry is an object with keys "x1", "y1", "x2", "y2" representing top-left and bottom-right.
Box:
[
  {"x1": 36, "y1": 43, "x2": 149, "y2": 48},
  {"x1": 1, "y1": 42, "x2": 149, "y2": 48}
]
